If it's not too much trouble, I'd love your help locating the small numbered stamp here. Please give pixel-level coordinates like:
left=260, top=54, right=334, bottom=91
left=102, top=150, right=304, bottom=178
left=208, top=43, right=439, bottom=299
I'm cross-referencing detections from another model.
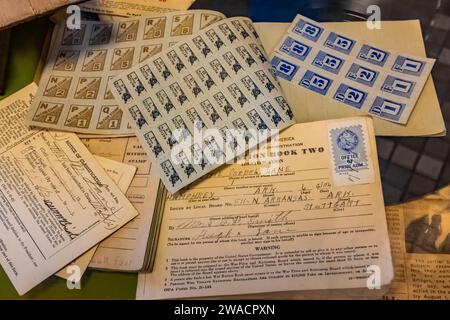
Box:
left=89, top=24, right=112, bottom=45
left=82, top=49, right=107, bottom=72
left=260, top=101, right=284, bottom=127
left=222, top=51, right=243, bottom=75
left=160, top=160, right=182, bottom=188
left=333, top=84, right=367, bottom=109
left=235, top=46, right=256, bottom=68
left=231, top=20, right=250, bottom=39
left=74, top=77, right=101, bottom=99
left=275, top=96, right=294, bottom=121
left=271, top=56, right=298, bottom=81
left=171, top=14, right=195, bottom=36
left=312, top=51, right=344, bottom=75
left=140, top=44, right=163, bottom=62
left=392, top=56, right=426, bottom=76
left=61, top=25, right=86, bottom=45
left=280, top=36, right=311, bottom=62
left=324, top=32, right=355, bottom=55
left=128, top=105, right=147, bottom=129
left=249, top=43, right=267, bottom=63
left=174, top=150, right=197, bottom=178
left=369, top=97, right=405, bottom=122
left=179, top=43, right=199, bottom=66
left=200, top=13, right=223, bottom=30
left=32, top=101, right=64, bottom=124
left=111, top=47, right=134, bottom=70
left=53, top=50, right=80, bottom=71
left=241, top=76, right=264, bottom=100
left=227, top=83, right=249, bottom=108
left=345, top=63, right=379, bottom=87
left=357, top=45, right=389, bottom=67
left=381, top=76, right=415, bottom=98
left=97, top=105, right=123, bottom=130
left=192, top=35, right=212, bottom=58
left=205, top=29, right=225, bottom=51
left=142, top=97, right=162, bottom=122
left=116, top=20, right=139, bottom=42
left=299, top=70, right=332, bottom=95
left=64, top=104, right=94, bottom=128
left=144, top=17, right=166, bottom=39
left=112, top=79, right=132, bottom=103
left=43, top=76, right=72, bottom=98
left=292, top=18, right=324, bottom=42
left=218, top=23, right=238, bottom=44
left=143, top=131, right=164, bottom=158
left=246, top=109, right=269, bottom=131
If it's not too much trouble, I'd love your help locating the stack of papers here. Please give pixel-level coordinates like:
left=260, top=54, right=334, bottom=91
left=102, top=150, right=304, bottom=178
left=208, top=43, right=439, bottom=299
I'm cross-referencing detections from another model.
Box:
left=0, top=1, right=445, bottom=299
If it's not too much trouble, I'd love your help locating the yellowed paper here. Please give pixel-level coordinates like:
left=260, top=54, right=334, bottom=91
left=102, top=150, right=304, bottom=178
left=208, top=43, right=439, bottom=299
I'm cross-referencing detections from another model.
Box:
left=0, top=84, right=138, bottom=295
left=55, top=155, right=136, bottom=279
left=136, top=117, right=393, bottom=299
left=81, top=136, right=161, bottom=271
left=254, top=21, right=446, bottom=137
left=0, top=0, right=81, bottom=30
left=26, top=10, right=226, bottom=135
left=385, top=186, right=450, bottom=300
left=80, top=0, right=196, bottom=17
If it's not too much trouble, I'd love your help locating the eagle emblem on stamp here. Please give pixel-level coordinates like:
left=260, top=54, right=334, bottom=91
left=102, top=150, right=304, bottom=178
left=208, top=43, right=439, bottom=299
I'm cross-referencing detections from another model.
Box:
left=337, top=129, right=359, bottom=152
left=331, top=125, right=368, bottom=173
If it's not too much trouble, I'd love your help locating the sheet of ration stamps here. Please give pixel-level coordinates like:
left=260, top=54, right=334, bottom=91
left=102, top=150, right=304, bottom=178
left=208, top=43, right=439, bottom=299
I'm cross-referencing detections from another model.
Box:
left=110, top=16, right=296, bottom=193
left=26, top=10, right=225, bottom=135
left=270, top=15, right=435, bottom=125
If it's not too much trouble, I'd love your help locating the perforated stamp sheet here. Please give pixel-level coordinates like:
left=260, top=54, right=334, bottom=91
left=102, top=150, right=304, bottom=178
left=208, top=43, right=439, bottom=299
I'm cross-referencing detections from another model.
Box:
left=26, top=10, right=225, bottom=135
left=327, top=118, right=374, bottom=186
left=270, top=14, right=435, bottom=124
left=110, top=17, right=296, bottom=193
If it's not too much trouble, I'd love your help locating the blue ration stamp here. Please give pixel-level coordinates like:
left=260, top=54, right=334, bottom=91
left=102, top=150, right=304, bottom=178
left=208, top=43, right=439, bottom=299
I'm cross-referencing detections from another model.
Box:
left=299, top=70, right=333, bottom=95
left=357, top=45, right=389, bottom=67
left=280, top=36, right=311, bottom=61
left=330, top=125, right=369, bottom=173
left=292, top=18, right=324, bottom=42
left=381, top=75, right=415, bottom=98
left=334, top=84, right=367, bottom=109
left=324, top=32, right=355, bottom=55
left=369, top=96, right=405, bottom=121
left=392, top=56, right=426, bottom=76
left=271, top=56, right=299, bottom=81
left=312, top=50, right=344, bottom=74
left=345, top=63, right=379, bottom=87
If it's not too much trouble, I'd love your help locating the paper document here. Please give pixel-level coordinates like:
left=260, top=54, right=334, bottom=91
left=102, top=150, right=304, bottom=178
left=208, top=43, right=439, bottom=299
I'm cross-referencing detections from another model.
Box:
left=55, top=155, right=136, bottom=279
left=269, top=15, right=435, bottom=125
left=81, top=0, right=196, bottom=16
left=111, top=16, right=296, bottom=193
left=0, top=84, right=138, bottom=295
left=254, top=21, right=445, bottom=137
left=136, top=117, right=393, bottom=299
left=385, top=186, right=450, bottom=300
left=80, top=136, right=161, bottom=271
left=26, top=10, right=225, bottom=135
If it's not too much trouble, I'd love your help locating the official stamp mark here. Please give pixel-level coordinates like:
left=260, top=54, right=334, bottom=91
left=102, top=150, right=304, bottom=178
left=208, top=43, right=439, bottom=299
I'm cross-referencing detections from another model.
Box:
left=330, top=125, right=369, bottom=174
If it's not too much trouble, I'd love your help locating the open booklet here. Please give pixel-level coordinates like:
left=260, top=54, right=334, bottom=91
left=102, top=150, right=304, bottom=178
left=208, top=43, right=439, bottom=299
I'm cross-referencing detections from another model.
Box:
left=0, top=83, right=138, bottom=295
left=136, top=117, right=394, bottom=299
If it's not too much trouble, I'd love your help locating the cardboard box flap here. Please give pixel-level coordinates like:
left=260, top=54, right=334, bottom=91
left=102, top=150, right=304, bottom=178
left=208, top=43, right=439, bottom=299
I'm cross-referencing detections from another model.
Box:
left=0, top=0, right=81, bottom=30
